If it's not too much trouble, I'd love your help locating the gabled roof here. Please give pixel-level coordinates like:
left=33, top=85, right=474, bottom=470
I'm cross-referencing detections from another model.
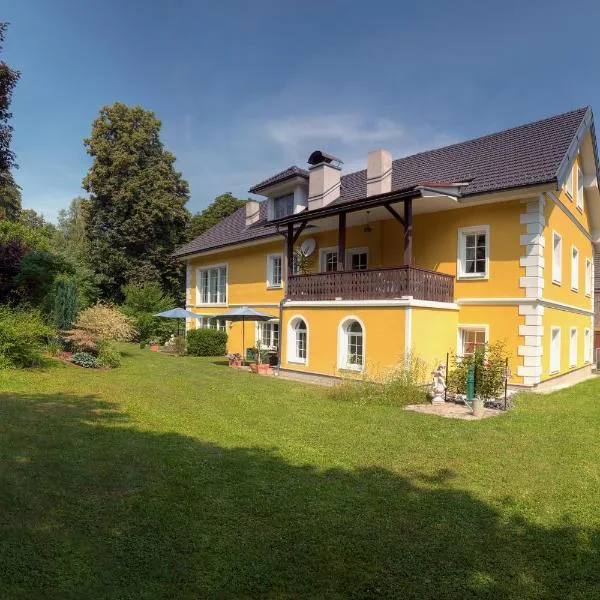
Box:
left=175, top=107, right=596, bottom=258
left=248, top=166, right=309, bottom=194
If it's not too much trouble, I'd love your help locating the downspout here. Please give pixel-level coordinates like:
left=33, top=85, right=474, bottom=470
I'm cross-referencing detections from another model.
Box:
left=276, top=297, right=284, bottom=376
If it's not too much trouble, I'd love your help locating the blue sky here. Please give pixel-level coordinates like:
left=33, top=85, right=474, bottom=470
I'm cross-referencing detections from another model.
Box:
left=4, top=0, right=600, bottom=221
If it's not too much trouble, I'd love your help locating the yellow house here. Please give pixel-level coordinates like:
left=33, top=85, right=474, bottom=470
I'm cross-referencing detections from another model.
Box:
left=174, top=107, right=600, bottom=389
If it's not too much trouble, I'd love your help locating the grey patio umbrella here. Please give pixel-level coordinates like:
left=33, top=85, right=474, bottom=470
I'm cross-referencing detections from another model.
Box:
left=153, top=308, right=207, bottom=336
left=213, top=306, right=273, bottom=360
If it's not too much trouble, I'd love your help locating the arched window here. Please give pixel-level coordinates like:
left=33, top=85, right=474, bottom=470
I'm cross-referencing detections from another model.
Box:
left=288, top=317, right=308, bottom=364
left=339, top=318, right=364, bottom=370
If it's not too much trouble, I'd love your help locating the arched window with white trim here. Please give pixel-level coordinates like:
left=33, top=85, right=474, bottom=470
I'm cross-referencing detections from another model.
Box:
left=287, top=316, right=308, bottom=364
left=338, top=318, right=364, bottom=370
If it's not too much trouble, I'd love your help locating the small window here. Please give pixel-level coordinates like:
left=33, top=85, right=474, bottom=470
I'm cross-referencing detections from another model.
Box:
left=565, top=167, right=574, bottom=198
left=569, top=328, right=578, bottom=368
left=585, top=258, right=592, bottom=296
left=348, top=250, right=368, bottom=271
left=584, top=329, right=592, bottom=363
left=577, top=166, right=584, bottom=211
left=458, top=226, right=489, bottom=279
left=321, top=249, right=338, bottom=272
left=197, top=265, right=228, bottom=304
left=256, top=321, right=279, bottom=350
left=550, top=327, right=561, bottom=373
left=203, top=318, right=227, bottom=331
left=552, top=232, right=562, bottom=284
left=274, top=193, right=294, bottom=219
left=459, top=328, right=486, bottom=356
left=267, top=254, right=283, bottom=288
left=288, top=317, right=307, bottom=364
left=571, top=246, right=579, bottom=291
left=339, top=319, right=364, bottom=370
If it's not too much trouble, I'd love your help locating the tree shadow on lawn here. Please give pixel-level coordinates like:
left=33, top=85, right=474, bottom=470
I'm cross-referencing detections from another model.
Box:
left=0, top=393, right=598, bottom=599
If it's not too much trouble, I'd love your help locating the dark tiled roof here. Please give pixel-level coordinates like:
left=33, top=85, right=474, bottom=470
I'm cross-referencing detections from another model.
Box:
left=248, top=166, right=309, bottom=194
left=175, top=107, right=591, bottom=257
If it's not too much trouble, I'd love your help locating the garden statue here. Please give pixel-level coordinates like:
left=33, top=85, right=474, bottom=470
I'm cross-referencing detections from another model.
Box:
left=428, top=364, right=446, bottom=405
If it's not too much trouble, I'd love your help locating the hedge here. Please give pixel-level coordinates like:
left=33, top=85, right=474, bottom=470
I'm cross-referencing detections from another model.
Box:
left=187, top=328, right=228, bottom=356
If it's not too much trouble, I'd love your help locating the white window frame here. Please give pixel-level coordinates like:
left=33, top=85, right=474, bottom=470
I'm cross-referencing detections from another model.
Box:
left=319, top=246, right=339, bottom=273
left=552, top=231, right=562, bottom=285
left=571, top=246, right=579, bottom=291
left=255, top=320, right=279, bottom=350
left=273, top=193, right=295, bottom=220
left=456, top=325, right=489, bottom=357
left=550, top=326, right=561, bottom=374
left=457, top=225, right=490, bottom=280
left=569, top=327, right=578, bottom=368
left=287, top=315, right=308, bottom=365
left=576, top=165, right=584, bottom=212
left=337, top=316, right=366, bottom=372
left=196, top=263, right=228, bottom=306
left=585, top=258, right=592, bottom=297
left=584, top=328, right=592, bottom=364
left=565, top=167, right=574, bottom=199
left=266, top=253, right=283, bottom=288
left=346, top=247, right=369, bottom=271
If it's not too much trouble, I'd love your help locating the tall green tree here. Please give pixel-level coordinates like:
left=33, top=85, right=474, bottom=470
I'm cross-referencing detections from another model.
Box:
left=0, top=22, right=21, bottom=220
left=55, top=197, right=89, bottom=262
left=187, top=192, right=247, bottom=241
left=83, top=103, right=190, bottom=301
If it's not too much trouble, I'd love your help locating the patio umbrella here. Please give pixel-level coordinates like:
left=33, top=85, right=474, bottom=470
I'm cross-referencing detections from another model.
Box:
left=153, top=308, right=207, bottom=336
left=212, top=306, right=273, bottom=361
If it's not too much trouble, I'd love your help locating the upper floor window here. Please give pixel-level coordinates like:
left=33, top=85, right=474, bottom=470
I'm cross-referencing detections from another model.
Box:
left=457, top=226, right=489, bottom=279
left=321, top=249, right=338, bottom=272
left=319, top=247, right=369, bottom=273
left=552, top=232, right=562, bottom=284
left=267, top=254, right=283, bottom=288
left=339, top=319, right=364, bottom=370
left=565, top=167, right=574, bottom=198
left=585, top=258, right=592, bottom=296
left=274, top=193, right=294, bottom=219
left=348, top=248, right=368, bottom=271
left=571, top=246, right=579, bottom=291
left=577, top=166, right=584, bottom=211
left=197, top=265, right=227, bottom=304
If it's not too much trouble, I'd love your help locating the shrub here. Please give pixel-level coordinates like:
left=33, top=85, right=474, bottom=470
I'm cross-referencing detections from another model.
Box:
left=187, top=328, right=227, bottom=356
left=97, top=341, right=122, bottom=368
left=65, top=304, right=135, bottom=354
left=71, top=352, right=99, bottom=368
left=0, top=306, right=54, bottom=368
left=121, top=283, right=176, bottom=343
left=53, top=277, right=79, bottom=330
left=329, top=354, right=429, bottom=406
left=447, top=341, right=508, bottom=401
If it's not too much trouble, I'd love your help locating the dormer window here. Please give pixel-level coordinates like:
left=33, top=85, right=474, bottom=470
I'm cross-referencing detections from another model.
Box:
left=274, top=193, right=294, bottom=219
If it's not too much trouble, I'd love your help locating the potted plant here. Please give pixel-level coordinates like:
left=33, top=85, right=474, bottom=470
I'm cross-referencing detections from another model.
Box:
left=149, top=339, right=160, bottom=352
left=249, top=342, right=271, bottom=375
left=227, top=353, right=243, bottom=367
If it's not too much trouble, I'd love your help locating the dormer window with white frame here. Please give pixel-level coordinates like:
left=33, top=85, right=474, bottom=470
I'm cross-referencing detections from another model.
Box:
left=457, top=225, right=489, bottom=279
left=273, top=193, right=294, bottom=219
left=576, top=165, right=584, bottom=212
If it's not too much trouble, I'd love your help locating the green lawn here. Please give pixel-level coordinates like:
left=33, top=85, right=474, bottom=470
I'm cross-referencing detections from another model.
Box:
left=0, top=346, right=599, bottom=599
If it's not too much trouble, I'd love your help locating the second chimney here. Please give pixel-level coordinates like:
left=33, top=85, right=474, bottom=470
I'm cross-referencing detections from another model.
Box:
left=307, top=150, right=342, bottom=210
left=367, top=149, right=392, bottom=196
left=245, top=200, right=260, bottom=227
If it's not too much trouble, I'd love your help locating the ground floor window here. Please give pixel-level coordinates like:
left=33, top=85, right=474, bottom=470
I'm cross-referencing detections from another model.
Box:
left=339, top=318, right=364, bottom=370
left=569, top=328, right=578, bottom=367
left=584, top=328, right=592, bottom=363
left=256, top=321, right=279, bottom=350
left=198, top=317, right=227, bottom=332
left=458, top=327, right=486, bottom=356
left=550, top=327, right=561, bottom=373
left=287, top=316, right=307, bottom=363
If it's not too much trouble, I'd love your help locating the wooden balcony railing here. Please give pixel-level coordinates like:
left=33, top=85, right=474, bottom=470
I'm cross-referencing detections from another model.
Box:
left=287, top=266, right=454, bottom=303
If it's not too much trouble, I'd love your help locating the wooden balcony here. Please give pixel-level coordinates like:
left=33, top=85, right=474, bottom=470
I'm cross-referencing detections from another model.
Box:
left=287, top=266, right=454, bottom=303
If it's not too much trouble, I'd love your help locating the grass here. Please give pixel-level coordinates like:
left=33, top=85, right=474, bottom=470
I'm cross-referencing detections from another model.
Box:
left=0, top=345, right=599, bottom=599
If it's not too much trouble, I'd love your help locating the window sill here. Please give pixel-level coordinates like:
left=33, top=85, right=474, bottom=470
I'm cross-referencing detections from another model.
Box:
left=194, top=303, right=228, bottom=308
left=266, top=285, right=283, bottom=290
left=339, top=366, right=364, bottom=373
left=566, top=191, right=573, bottom=200
left=577, top=205, right=584, bottom=214
left=571, top=287, right=579, bottom=293
left=552, top=279, right=562, bottom=286
left=288, top=359, right=307, bottom=365
left=457, top=274, right=489, bottom=281
left=549, top=369, right=560, bottom=375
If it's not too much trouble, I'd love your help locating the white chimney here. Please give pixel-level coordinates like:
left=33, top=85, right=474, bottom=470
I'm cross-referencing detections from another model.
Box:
left=245, top=200, right=260, bottom=227
left=367, top=149, right=392, bottom=196
left=307, top=150, right=342, bottom=210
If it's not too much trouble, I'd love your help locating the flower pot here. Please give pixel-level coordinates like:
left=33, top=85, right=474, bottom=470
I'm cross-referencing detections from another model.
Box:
left=250, top=363, right=271, bottom=375
left=150, top=343, right=159, bottom=352
left=472, top=397, right=485, bottom=418
left=229, top=359, right=242, bottom=368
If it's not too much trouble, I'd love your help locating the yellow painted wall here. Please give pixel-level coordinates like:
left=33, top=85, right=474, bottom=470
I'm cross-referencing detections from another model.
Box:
left=543, top=195, right=593, bottom=310
left=541, top=308, right=593, bottom=379
left=458, top=305, right=524, bottom=385
left=410, top=307, right=458, bottom=371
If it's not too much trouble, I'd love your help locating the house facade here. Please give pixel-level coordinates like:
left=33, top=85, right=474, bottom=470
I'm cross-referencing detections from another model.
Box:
left=174, top=107, right=600, bottom=389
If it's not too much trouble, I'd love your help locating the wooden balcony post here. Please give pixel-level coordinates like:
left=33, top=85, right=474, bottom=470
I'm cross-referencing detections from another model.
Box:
left=286, top=223, right=294, bottom=277
left=403, top=198, right=413, bottom=265
left=338, top=212, right=346, bottom=271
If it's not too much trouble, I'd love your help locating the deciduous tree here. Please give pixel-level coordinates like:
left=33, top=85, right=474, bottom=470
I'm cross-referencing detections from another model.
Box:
left=187, top=192, right=247, bottom=241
